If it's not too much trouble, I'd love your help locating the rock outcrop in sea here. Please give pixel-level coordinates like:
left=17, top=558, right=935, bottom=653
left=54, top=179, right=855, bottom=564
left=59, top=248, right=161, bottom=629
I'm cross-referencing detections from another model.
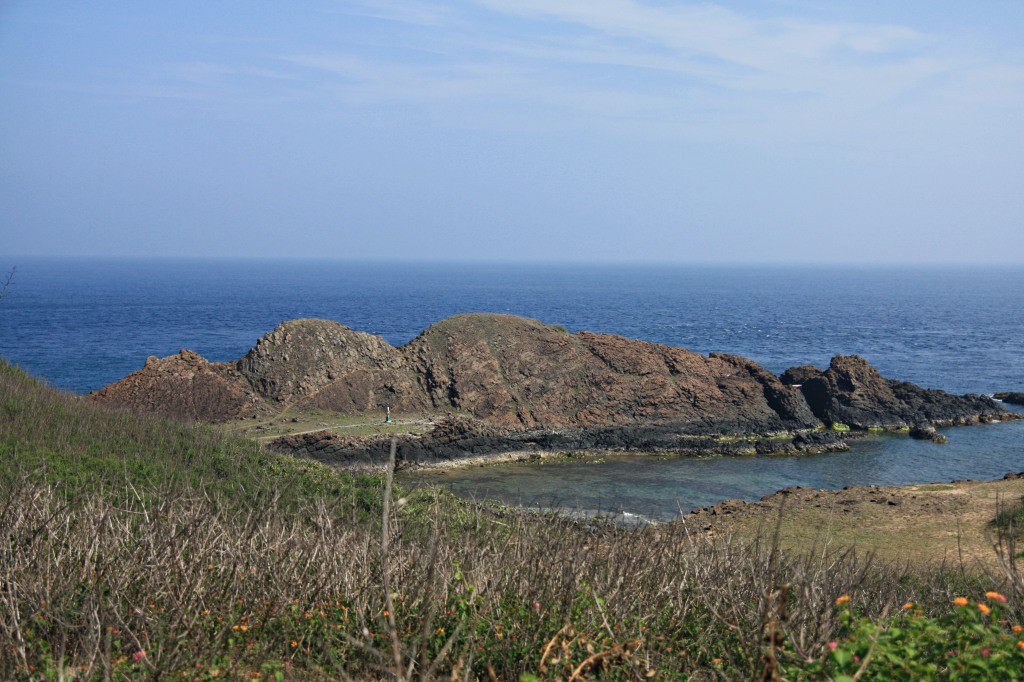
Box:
left=88, top=314, right=1014, bottom=468
left=779, top=355, right=1002, bottom=429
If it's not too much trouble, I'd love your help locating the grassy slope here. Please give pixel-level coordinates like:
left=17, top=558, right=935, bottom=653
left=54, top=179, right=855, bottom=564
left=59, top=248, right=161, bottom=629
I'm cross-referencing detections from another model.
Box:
left=0, top=361, right=375, bottom=509
left=3, top=360, right=1024, bottom=680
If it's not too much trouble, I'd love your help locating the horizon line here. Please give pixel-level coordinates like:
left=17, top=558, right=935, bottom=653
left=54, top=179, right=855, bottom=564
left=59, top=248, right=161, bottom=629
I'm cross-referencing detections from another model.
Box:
left=6, top=254, right=1024, bottom=268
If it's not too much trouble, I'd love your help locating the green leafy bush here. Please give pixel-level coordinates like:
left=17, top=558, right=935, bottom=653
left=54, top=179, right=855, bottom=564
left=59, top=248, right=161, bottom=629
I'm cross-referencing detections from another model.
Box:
left=798, top=593, right=1024, bottom=680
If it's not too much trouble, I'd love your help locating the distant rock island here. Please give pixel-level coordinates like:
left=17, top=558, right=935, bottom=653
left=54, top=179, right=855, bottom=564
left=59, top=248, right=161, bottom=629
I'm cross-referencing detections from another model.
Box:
left=89, top=314, right=1015, bottom=469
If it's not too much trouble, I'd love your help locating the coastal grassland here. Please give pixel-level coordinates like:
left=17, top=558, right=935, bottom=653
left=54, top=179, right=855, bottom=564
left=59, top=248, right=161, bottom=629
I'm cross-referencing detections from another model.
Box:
left=687, top=480, right=1024, bottom=570
left=993, top=494, right=1024, bottom=539
left=3, top=361, right=1024, bottom=679
left=221, top=408, right=438, bottom=442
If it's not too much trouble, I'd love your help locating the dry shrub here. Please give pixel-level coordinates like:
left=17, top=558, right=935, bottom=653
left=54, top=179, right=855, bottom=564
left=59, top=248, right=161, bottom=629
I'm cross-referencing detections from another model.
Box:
left=4, top=457, right=1018, bottom=681
left=4, top=362, right=1023, bottom=678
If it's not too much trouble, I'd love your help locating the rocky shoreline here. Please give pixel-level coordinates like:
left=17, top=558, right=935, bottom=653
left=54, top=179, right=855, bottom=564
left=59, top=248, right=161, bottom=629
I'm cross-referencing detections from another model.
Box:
left=87, top=313, right=1019, bottom=470
left=265, top=416, right=858, bottom=472
left=685, top=471, right=1024, bottom=525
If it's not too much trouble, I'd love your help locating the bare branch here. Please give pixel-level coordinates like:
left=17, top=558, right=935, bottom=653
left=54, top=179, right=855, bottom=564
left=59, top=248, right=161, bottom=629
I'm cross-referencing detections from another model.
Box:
left=0, top=266, right=15, bottom=302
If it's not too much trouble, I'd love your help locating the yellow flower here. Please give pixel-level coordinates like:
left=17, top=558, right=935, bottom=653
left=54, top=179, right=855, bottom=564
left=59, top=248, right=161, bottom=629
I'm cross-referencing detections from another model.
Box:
left=985, top=591, right=1008, bottom=603
left=977, top=603, right=991, bottom=616
left=952, top=597, right=969, bottom=607
left=834, top=595, right=851, bottom=606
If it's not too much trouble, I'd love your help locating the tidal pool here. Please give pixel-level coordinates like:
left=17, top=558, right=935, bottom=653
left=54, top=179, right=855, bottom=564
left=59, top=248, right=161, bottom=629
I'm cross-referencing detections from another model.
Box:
left=400, top=409, right=1024, bottom=523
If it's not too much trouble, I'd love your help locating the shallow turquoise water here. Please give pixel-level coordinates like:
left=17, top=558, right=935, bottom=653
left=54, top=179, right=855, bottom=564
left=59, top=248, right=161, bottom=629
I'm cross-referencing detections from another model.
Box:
left=402, top=408, right=1024, bottom=522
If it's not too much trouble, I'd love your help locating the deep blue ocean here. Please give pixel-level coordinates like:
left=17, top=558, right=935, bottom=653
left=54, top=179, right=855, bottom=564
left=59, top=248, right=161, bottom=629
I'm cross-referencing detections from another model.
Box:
left=2, top=257, right=1022, bottom=518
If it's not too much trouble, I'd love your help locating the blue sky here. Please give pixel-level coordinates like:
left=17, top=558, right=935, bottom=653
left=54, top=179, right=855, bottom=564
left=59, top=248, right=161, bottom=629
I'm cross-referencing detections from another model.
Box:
left=2, top=1, right=1023, bottom=263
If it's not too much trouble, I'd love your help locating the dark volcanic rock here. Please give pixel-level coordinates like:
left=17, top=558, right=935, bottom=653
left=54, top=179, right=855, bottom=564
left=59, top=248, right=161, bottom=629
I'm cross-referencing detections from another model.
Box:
left=909, top=425, right=948, bottom=444
left=779, top=365, right=823, bottom=386
left=268, top=416, right=851, bottom=470
left=787, top=355, right=1006, bottom=429
left=267, top=417, right=522, bottom=469
left=994, top=392, right=1024, bottom=406
left=888, top=380, right=1004, bottom=426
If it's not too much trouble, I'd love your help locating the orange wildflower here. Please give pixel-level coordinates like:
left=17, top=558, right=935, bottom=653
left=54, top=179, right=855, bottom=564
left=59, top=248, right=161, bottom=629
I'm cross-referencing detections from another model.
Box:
left=977, top=604, right=991, bottom=616
left=1012, top=625, right=1023, bottom=633
left=834, top=595, right=851, bottom=606
left=952, top=597, right=969, bottom=607
left=1018, top=641, right=1024, bottom=651
left=902, top=602, right=914, bottom=610
left=985, top=591, right=1008, bottom=603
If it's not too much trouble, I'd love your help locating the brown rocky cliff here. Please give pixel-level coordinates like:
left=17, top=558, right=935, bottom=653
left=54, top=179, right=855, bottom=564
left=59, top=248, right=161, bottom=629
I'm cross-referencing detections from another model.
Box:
left=237, top=319, right=427, bottom=414
left=88, top=315, right=1011, bottom=436
left=87, top=350, right=258, bottom=422
left=401, top=314, right=817, bottom=431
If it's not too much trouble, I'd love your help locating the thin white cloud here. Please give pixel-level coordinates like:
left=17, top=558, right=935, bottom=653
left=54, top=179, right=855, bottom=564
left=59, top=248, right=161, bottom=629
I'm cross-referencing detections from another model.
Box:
left=323, top=0, right=455, bottom=27
left=276, top=0, right=954, bottom=142
left=472, top=0, right=926, bottom=66
left=48, top=0, right=1017, bottom=143
left=288, top=0, right=943, bottom=105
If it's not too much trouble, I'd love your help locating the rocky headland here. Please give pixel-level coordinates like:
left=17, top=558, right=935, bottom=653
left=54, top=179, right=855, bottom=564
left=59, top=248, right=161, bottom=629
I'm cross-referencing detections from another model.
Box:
left=88, top=314, right=1015, bottom=469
